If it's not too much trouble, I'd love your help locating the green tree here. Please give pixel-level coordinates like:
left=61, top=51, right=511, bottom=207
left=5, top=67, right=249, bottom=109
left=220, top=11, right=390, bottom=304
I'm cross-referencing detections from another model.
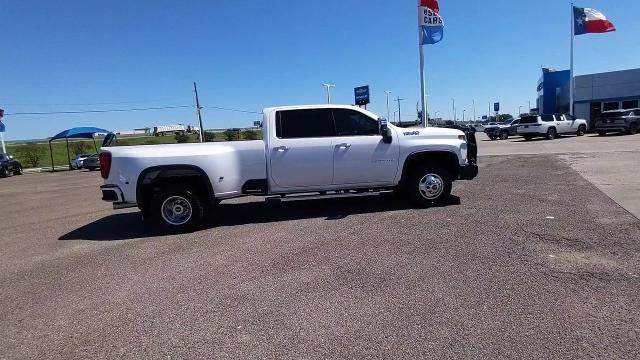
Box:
left=70, top=141, right=89, bottom=155
left=17, top=143, right=46, bottom=168
left=223, top=129, right=239, bottom=141
left=242, top=130, right=260, bottom=140
left=174, top=132, right=190, bottom=143
left=203, top=131, right=216, bottom=142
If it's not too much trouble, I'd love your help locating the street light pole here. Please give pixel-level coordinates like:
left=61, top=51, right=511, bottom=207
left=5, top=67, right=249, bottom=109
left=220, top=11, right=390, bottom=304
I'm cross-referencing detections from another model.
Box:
left=396, top=97, right=404, bottom=125
left=473, top=99, right=476, bottom=125
left=322, top=83, right=335, bottom=104
left=384, top=91, right=392, bottom=121
left=519, top=106, right=523, bottom=115
left=451, top=98, right=456, bottom=124
left=463, top=109, right=466, bottom=123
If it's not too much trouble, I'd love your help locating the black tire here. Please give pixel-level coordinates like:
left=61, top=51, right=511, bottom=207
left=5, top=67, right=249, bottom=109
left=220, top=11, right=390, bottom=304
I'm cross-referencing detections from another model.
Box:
left=628, top=122, right=639, bottom=135
left=597, top=130, right=607, bottom=136
left=499, top=131, right=509, bottom=140
left=0, top=166, right=8, bottom=178
left=576, top=125, right=586, bottom=136
left=13, top=165, right=22, bottom=175
left=406, top=165, right=452, bottom=207
left=523, top=135, right=533, bottom=141
left=489, top=135, right=497, bottom=141
left=545, top=127, right=556, bottom=140
left=150, top=185, right=206, bottom=233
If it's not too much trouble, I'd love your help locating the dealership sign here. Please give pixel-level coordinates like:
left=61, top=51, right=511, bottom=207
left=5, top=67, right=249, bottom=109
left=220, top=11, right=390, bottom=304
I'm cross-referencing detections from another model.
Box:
left=354, top=86, right=370, bottom=106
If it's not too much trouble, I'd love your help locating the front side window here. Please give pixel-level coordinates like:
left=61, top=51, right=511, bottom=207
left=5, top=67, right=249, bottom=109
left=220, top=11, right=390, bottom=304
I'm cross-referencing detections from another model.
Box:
left=541, top=115, right=555, bottom=122
left=622, top=100, right=639, bottom=110
left=276, top=109, right=334, bottom=139
left=565, top=114, right=576, bottom=121
left=332, top=109, right=379, bottom=136
left=603, top=102, right=620, bottom=112
left=0, top=154, right=5, bottom=161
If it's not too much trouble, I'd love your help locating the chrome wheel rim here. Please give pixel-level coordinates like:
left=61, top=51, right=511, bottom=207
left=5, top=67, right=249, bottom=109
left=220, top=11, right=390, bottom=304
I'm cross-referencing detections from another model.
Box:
left=161, top=196, right=192, bottom=226
left=418, top=173, right=444, bottom=200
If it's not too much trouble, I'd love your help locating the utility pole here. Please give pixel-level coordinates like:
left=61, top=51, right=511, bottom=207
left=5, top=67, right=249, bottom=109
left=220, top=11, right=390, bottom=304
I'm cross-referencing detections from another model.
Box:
left=462, top=110, right=466, bottom=123
left=519, top=106, right=523, bottom=115
left=323, top=83, right=335, bottom=104
left=396, top=97, right=404, bottom=124
left=384, top=91, right=392, bottom=121
left=193, top=82, right=204, bottom=143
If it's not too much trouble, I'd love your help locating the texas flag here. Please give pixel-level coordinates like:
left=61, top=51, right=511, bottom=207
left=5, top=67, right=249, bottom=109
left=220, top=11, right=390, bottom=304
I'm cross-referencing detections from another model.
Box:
left=573, top=7, right=616, bottom=35
left=420, top=0, right=443, bottom=45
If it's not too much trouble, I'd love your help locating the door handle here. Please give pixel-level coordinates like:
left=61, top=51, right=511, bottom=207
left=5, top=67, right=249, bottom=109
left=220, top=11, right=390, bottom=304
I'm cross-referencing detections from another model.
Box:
left=274, top=146, right=289, bottom=152
left=335, top=143, right=351, bottom=149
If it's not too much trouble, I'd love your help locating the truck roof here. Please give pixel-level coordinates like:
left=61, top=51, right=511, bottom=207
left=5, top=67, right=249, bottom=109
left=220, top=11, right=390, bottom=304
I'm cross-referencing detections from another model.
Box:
left=263, top=104, right=379, bottom=119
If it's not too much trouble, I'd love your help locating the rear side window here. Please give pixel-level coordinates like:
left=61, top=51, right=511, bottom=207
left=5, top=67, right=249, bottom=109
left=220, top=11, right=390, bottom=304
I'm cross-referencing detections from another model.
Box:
left=541, top=115, right=555, bottom=122
left=622, top=100, right=639, bottom=109
left=603, top=102, right=620, bottom=112
left=332, top=109, right=379, bottom=136
left=520, top=116, right=538, bottom=124
left=276, top=109, right=334, bottom=139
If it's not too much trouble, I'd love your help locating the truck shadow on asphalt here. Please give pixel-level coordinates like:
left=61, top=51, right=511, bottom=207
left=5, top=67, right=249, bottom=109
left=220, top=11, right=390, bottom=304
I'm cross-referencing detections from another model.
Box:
left=58, top=194, right=461, bottom=241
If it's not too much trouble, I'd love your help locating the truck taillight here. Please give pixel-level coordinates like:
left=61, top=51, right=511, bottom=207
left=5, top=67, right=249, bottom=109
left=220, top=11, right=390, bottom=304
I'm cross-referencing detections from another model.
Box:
left=99, top=152, right=111, bottom=179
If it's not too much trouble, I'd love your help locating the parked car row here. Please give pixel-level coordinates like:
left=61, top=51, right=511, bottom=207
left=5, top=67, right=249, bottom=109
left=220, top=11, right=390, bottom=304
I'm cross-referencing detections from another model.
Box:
left=484, top=109, right=639, bottom=141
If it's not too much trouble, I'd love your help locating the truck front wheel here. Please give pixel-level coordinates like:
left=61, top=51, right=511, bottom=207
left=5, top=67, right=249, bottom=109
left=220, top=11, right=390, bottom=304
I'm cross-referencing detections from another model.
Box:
left=406, top=165, right=452, bottom=207
left=150, top=185, right=206, bottom=232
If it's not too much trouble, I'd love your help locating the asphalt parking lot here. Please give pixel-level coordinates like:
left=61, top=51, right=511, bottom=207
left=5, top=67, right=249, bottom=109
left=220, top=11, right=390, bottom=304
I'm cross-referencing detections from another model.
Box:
left=1, top=134, right=639, bottom=359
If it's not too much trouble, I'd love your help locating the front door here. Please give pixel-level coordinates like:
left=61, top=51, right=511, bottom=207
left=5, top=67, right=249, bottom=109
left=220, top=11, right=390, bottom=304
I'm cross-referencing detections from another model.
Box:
left=269, top=108, right=335, bottom=189
left=331, top=108, right=400, bottom=185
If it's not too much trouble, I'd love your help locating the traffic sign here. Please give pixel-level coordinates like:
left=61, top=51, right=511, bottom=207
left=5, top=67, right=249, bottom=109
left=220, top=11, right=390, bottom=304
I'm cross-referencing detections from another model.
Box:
left=354, top=86, right=370, bottom=106
left=494, top=102, right=500, bottom=112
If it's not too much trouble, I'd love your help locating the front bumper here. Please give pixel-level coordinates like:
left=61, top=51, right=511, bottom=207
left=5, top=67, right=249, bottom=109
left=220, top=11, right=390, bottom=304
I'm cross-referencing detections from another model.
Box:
left=595, top=124, right=628, bottom=132
left=459, top=164, right=478, bottom=180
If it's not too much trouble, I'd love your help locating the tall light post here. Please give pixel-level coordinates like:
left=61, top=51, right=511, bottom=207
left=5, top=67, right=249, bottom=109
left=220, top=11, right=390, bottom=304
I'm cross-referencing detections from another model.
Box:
left=396, top=97, right=404, bottom=125
left=384, top=91, right=392, bottom=121
left=472, top=100, right=476, bottom=124
left=322, top=83, right=335, bottom=104
left=462, top=110, right=467, bottom=123
left=451, top=98, right=456, bottom=124
left=519, top=105, right=523, bottom=115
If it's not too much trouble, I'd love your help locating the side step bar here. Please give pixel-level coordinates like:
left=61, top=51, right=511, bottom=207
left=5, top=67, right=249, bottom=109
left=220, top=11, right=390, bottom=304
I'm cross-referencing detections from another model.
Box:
left=265, top=189, right=393, bottom=203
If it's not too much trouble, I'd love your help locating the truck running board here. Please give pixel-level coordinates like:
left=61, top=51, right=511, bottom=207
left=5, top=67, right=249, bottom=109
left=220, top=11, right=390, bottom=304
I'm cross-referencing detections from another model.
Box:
left=265, top=189, right=393, bottom=203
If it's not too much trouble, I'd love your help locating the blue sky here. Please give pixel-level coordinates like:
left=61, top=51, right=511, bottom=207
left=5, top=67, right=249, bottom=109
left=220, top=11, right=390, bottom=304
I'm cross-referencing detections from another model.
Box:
left=1, top=0, right=639, bottom=140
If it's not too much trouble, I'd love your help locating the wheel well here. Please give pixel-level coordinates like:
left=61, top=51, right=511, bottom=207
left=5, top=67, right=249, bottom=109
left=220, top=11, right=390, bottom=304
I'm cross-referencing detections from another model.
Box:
left=136, top=165, right=215, bottom=216
left=400, top=151, right=459, bottom=185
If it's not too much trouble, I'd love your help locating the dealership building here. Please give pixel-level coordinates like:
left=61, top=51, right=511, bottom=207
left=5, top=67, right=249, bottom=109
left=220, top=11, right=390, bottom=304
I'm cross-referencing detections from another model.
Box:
left=537, top=67, right=640, bottom=129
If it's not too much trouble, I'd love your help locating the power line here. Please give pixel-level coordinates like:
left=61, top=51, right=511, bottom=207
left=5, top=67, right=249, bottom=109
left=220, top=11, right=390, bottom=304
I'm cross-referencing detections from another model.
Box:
left=4, top=105, right=194, bottom=116
left=201, top=106, right=263, bottom=115
left=3, top=104, right=264, bottom=117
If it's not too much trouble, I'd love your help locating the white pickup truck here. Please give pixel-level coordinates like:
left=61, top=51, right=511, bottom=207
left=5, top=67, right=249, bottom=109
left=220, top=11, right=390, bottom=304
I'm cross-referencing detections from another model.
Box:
left=99, top=105, right=478, bottom=232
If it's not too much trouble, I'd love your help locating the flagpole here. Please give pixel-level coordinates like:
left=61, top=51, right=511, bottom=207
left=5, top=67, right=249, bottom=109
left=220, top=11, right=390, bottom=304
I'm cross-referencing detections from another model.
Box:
left=418, top=0, right=427, bottom=127
left=570, top=2, right=575, bottom=116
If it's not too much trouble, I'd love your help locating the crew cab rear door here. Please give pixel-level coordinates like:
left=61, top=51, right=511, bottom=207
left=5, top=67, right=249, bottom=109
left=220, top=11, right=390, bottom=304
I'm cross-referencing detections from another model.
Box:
left=331, top=108, right=399, bottom=185
left=269, top=108, right=334, bottom=189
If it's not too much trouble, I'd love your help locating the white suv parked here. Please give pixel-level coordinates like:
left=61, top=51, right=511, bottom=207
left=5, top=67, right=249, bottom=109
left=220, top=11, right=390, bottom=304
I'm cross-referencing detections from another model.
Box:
left=517, top=114, right=588, bottom=140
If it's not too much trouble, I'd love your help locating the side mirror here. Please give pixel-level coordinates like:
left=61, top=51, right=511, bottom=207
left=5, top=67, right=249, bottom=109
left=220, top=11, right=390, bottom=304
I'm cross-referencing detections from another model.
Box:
left=379, top=118, right=393, bottom=144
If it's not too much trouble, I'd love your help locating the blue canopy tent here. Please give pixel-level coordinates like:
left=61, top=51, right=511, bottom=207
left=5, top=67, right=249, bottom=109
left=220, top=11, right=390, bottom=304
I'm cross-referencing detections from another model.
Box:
left=49, top=127, right=111, bottom=171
